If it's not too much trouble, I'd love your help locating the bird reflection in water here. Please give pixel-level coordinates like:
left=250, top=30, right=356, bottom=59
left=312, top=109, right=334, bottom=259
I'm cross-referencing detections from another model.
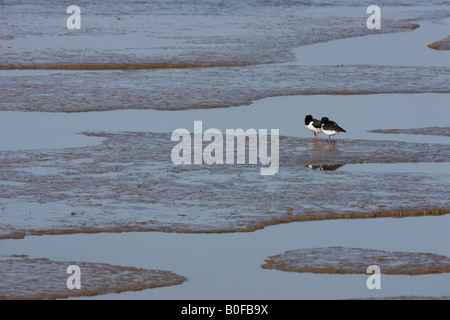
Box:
left=306, top=164, right=346, bottom=171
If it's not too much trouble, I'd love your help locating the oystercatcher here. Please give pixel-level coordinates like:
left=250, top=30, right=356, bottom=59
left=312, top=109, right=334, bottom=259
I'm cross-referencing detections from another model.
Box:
left=320, top=117, right=346, bottom=143
left=305, top=115, right=322, bottom=142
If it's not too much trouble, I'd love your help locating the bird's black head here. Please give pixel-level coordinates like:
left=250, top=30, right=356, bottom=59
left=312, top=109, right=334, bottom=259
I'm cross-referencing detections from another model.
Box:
left=305, top=115, right=313, bottom=125
left=321, top=117, right=329, bottom=124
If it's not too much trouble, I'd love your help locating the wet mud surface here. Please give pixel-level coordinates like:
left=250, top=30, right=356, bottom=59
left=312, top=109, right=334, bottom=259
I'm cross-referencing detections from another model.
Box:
left=261, top=247, right=450, bottom=275
left=0, top=254, right=187, bottom=300
left=1, top=65, right=449, bottom=113
left=0, top=1, right=429, bottom=69
left=368, top=127, right=450, bottom=137
left=1, top=1, right=449, bottom=113
left=0, top=132, right=448, bottom=239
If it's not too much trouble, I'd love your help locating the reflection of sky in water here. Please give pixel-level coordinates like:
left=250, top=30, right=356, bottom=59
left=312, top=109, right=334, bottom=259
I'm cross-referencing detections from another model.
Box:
left=1, top=93, right=449, bottom=151
left=292, top=19, right=450, bottom=67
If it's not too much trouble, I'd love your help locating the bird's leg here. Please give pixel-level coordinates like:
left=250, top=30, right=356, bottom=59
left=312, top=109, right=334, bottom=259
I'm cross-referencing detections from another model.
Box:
left=328, top=136, right=331, bottom=143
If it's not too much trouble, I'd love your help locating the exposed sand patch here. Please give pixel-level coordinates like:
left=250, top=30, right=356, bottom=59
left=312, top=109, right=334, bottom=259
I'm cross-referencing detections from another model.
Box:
left=1, top=65, right=449, bottom=113
left=261, top=247, right=450, bottom=275
left=1, top=3, right=449, bottom=113
left=428, top=36, right=450, bottom=50
left=0, top=254, right=187, bottom=300
left=0, top=1, right=425, bottom=69
left=0, top=132, right=448, bottom=240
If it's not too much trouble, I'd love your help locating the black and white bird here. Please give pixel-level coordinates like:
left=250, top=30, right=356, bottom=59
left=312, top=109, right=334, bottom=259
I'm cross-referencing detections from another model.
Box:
left=320, top=117, right=346, bottom=143
left=304, top=115, right=322, bottom=142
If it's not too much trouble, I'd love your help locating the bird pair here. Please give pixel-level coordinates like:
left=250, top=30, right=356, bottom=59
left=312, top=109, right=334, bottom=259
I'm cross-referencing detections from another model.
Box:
left=305, top=115, right=346, bottom=143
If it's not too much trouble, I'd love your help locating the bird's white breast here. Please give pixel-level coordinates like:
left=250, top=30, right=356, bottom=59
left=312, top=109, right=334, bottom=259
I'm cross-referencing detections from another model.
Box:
left=321, top=128, right=338, bottom=136
left=306, top=122, right=322, bottom=133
